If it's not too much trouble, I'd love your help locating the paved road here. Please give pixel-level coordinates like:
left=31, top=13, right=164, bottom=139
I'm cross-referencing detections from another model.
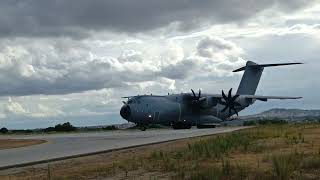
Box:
left=0, top=127, right=247, bottom=169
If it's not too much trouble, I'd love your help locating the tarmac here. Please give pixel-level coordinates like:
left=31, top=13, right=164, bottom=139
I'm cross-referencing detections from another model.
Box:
left=0, top=126, right=247, bottom=169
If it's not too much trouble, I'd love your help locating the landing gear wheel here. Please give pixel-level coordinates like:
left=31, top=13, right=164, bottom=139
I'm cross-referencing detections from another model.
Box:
left=140, top=126, right=146, bottom=131
left=196, top=124, right=216, bottom=129
left=137, top=124, right=147, bottom=131
left=172, top=122, right=192, bottom=129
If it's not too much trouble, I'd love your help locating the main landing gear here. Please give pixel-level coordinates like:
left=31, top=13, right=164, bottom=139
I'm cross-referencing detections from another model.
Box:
left=196, top=124, right=216, bottom=129
left=172, top=122, right=192, bottom=129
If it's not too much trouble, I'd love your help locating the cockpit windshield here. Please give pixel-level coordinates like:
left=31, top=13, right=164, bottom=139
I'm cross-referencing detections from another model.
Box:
left=127, top=97, right=140, bottom=104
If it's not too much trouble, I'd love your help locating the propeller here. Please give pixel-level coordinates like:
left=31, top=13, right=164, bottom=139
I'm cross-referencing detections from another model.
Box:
left=190, top=89, right=207, bottom=112
left=220, top=88, right=241, bottom=116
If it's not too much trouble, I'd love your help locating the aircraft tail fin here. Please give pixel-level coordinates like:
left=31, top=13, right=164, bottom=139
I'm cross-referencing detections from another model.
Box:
left=234, top=61, right=302, bottom=95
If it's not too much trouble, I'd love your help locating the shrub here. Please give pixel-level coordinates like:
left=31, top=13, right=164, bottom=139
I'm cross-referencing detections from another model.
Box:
left=11, top=129, right=33, bottom=133
left=54, top=122, right=76, bottom=132
left=243, top=121, right=257, bottom=126
left=300, top=155, right=320, bottom=169
left=43, top=127, right=55, bottom=132
left=0, top=127, right=8, bottom=134
left=259, top=119, right=288, bottom=125
left=271, top=152, right=302, bottom=180
left=43, top=122, right=77, bottom=132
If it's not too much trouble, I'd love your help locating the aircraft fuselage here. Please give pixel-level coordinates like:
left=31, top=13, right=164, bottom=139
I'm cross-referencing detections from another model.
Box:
left=120, top=93, right=251, bottom=127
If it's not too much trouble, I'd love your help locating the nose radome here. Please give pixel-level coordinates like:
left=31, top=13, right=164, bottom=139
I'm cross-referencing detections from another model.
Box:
left=120, top=105, right=131, bottom=120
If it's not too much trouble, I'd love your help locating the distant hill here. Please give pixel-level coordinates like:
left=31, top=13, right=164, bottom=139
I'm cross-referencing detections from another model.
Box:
left=240, top=108, right=320, bottom=121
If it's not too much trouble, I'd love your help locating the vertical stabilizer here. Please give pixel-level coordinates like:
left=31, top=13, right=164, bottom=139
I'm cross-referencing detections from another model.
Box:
left=233, top=61, right=302, bottom=95
left=235, top=61, right=263, bottom=95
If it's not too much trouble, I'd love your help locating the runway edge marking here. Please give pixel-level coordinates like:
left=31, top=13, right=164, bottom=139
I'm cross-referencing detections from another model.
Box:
left=0, top=126, right=252, bottom=171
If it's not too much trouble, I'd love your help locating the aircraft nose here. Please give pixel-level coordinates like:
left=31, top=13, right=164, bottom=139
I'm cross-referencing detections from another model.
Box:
left=120, top=105, right=131, bottom=120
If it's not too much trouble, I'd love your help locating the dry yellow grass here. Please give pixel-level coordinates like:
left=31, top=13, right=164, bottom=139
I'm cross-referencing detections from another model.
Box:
left=0, top=139, right=46, bottom=150
left=1, top=124, right=320, bottom=180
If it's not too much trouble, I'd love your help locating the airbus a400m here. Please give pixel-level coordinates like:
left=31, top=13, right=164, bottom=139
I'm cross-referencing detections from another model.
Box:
left=120, top=61, right=302, bottom=130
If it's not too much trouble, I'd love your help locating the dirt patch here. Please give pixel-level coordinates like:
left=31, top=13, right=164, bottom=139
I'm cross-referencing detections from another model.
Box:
left=0, top=139, right=46, bottom=150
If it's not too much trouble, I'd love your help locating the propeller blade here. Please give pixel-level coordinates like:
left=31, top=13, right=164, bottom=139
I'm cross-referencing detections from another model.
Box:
left=222, top=90, right=227, bottom=100
left=221, top=106, right=228, bottom=112
left=231, top=94, right=240, bottom=102
left=233, top=107, right=239, bottom=116
left=198, top=89, right=201, bottom=99
left=191, top=89, right=196, bottom=97
left=122, top=101, right=127, bottom=104
left=220, top=88, right=242, bottom=117
left=228, top=88, right=232, bottom=99
left=234, top=102, right=241, bottom=107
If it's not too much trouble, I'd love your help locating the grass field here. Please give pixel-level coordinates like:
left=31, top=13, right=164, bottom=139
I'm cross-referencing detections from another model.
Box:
left=1, top=123, right=320, bottom=180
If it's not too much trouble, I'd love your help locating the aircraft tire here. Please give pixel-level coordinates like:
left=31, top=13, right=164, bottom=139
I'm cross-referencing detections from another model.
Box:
left=172, top=122, right=192, bottom=129
left=140, top=126, right=146, bottom=131
left=196, top=124, right=216, bottom=129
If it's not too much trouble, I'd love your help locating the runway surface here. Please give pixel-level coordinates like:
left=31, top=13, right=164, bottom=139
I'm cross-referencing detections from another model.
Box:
left=0, top=127, right=247, bottom=169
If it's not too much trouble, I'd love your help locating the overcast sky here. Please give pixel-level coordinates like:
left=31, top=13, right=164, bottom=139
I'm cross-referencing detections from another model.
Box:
left=0, top=0, right=319, bottom=129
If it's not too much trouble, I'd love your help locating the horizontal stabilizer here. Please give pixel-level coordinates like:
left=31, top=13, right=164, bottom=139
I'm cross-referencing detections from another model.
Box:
left=233, top=62, right=303, bottom=72
left=242, top=95, right=302, bottom=101
left=210, top=94, right=302, bottom=101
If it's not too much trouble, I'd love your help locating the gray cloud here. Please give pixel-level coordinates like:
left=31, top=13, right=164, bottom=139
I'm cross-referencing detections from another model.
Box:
left=0, top=35, right=248, bottom=96
left=197, top=36, right=243, bottom=60
left=0, top=0, right=315, bottom=38
left=0, top=39, right=200, bottom=96
left=159, top=59, right=197, bottom=79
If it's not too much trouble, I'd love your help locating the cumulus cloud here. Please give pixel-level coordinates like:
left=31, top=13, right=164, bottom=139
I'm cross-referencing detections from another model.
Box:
left=0, top=38, right=202, bottom=96
left=2, top=97, right=64, bottom=118
left=197, top=37, right=243, bottom=62
left=159, top=59, right=197, bottom=79
left=0, top=0, right=316, bottom=38
left=5, top=97, right=27, bottom=114
left=0, top=35, right=249, bottom=96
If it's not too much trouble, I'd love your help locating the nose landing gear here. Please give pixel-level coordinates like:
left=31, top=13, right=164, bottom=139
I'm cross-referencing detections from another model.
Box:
left=139, top=126, right=147, bottom=131
left=137, top=123, right=147, bottom=131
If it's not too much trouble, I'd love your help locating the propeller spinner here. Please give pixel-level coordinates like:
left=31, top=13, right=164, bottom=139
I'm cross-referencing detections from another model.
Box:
left=220, top=88, right=241, bottom=116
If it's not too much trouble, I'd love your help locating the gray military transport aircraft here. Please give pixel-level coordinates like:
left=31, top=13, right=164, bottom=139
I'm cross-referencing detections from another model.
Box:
left=120, top=61, right=302, bottom=130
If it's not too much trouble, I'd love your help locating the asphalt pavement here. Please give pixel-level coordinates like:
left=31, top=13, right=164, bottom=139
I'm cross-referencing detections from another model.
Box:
left=0, top=126, right=247, bottom=169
